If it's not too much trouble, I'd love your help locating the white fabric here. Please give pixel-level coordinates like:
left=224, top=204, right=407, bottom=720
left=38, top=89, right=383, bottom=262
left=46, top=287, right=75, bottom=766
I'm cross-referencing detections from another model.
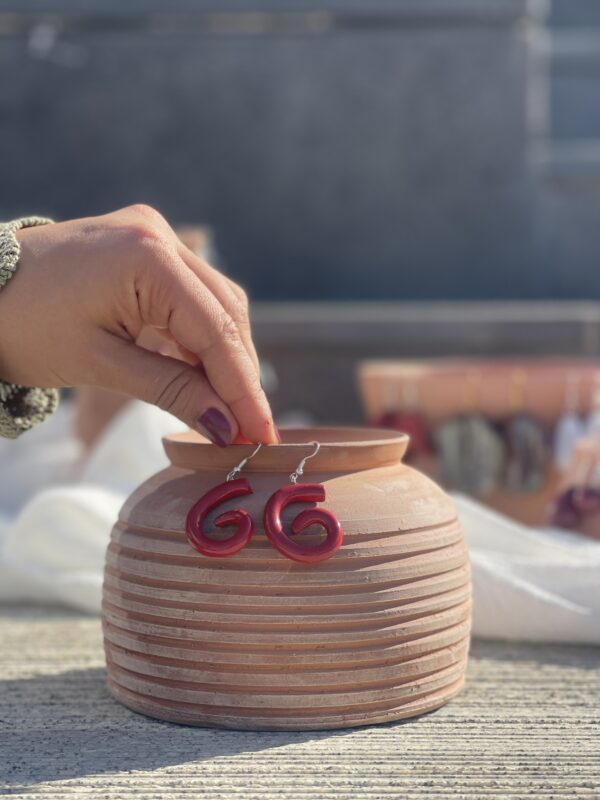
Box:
left=454, top=495, right=600, bottom=644
left=0, top=401, right=598, bottom=643
left=0, top=401, right=186, bottom=612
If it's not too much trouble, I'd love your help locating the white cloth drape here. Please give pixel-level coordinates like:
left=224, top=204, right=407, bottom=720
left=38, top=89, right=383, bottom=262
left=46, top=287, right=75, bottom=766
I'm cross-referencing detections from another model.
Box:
left=454, top=495, right=600, bottom=644
left=0, top=401, right=186, bottom=612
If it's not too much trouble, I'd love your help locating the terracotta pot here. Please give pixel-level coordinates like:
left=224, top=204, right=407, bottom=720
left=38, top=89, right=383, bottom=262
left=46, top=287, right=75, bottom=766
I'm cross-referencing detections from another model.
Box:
left=102, top=427, right=471, bottom=731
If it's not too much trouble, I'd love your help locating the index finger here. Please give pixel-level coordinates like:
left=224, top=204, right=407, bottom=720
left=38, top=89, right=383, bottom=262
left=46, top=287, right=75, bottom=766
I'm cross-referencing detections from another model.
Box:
left=159, top=261, right=278, bottom=445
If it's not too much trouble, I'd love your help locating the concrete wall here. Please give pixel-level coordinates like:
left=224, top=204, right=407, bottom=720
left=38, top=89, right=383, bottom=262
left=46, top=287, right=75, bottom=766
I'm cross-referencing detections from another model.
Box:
left=3, top=0, right=600, bottom=304
left=0, top=0, right=549, bottom=301
left=253, top=301, right=600, bottom=423
left=532, top=0, right=600, bottom=299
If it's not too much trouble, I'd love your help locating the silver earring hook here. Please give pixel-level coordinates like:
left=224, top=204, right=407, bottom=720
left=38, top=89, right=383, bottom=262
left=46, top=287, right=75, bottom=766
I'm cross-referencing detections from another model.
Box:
left=289, top=441, right=320, bottom=484
left=226, top=443, right=262, bottom=482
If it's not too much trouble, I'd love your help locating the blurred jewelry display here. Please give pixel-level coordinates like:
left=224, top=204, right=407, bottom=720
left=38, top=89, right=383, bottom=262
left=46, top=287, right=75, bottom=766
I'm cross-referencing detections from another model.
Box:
left=503, top=370, right=549, bottom=493
left=548, top=435, right=600, bottom=534
left=378, top=369, right=551, bottom=495
left=553, top=373, right=586, bottom=472
left=585, top=376, right=600, bottom=438
left=433, top=372, right=505, bottom=495
left=549, top=486, right=600, bottom=529
left=370, top=367, right=600, bottom=500
left=360, top=359, right=600, bottom=531
left=372, top=381, right=432, bottom=462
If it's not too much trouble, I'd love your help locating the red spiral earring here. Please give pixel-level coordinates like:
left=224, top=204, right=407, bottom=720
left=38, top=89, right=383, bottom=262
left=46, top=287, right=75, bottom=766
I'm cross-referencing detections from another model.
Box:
left=263, top=442, right=344, bottom=564
left=185, top=443, right=262, bottom=557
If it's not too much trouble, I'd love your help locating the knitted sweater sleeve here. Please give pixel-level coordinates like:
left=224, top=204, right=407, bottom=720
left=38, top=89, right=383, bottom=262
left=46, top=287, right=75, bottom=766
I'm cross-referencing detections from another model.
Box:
left=0, top=217, right=60, bottom=438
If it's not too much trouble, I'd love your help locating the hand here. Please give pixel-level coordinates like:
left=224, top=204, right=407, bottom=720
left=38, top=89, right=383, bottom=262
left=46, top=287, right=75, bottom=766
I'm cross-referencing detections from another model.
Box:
left=0, top=205, right=278, bottom=446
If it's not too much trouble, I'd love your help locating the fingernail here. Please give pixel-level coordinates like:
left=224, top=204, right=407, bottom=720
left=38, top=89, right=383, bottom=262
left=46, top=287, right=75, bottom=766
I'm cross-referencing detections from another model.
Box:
left=275, top=426, right=282, bottom=444
left=197, top=408, right=232, bottom=448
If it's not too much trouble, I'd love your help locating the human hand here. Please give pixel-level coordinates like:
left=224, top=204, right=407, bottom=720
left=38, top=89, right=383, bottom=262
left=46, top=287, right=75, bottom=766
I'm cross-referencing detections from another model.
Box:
left=0, top=205, right=278, bottom=446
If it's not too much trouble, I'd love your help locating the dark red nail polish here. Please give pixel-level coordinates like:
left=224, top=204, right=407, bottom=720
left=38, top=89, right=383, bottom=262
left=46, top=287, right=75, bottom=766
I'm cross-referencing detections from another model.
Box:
left=197, top=408, right=231, bottom=448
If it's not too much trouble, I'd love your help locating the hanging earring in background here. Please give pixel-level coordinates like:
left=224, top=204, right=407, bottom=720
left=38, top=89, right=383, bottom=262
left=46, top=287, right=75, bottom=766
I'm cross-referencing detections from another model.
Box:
left=371, top=376, right=432, bottom=461
left=434, top=370, right=504, bottom=495
left=372, top=376, right=401, bottom=429
left=263, top=442, right=343, bottom=564
left=503, top=369, right=549, bottom=492
left=548, top=438, right=600, bottom=529
left=185, top=443, right=262, bottom=557
left=392, top=381, right=432, bottom=462
left=585, top=373, right=600, bottom=437
left=553, top=372, right=585, bottom=473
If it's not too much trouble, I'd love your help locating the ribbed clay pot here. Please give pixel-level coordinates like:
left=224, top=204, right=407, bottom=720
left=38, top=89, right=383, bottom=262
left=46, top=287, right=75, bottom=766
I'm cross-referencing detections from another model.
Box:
left=102, top=427, right=471, bottom=731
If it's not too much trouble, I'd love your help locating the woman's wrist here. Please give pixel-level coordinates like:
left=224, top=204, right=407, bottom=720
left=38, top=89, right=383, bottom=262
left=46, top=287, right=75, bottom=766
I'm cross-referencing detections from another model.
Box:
left=0, top=217, right=59, bottom=438
left=0, top=217, right=54, bottom=290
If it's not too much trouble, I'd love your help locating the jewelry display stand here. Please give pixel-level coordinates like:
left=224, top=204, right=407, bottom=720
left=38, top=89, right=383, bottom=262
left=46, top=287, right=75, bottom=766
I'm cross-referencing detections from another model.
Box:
left=358, top=359, right=600, bottom=526
left=102, top=427, right=471, bottom=730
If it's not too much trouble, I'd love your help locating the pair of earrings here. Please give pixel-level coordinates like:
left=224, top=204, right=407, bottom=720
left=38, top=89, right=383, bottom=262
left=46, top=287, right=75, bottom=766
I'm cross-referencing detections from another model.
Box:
left=185, top=442, right=344, bottom=564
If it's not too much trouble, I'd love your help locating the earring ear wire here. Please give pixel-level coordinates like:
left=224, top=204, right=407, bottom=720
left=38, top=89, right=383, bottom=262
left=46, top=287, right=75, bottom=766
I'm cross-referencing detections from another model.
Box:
left=227, top=443, right=263, bottom=482
left=289, top=441, right=320, bottom=484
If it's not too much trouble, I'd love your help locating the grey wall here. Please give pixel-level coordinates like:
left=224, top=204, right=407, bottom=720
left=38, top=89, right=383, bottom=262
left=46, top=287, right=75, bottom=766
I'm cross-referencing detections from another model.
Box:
left=2, top=0, right=599, bottom=303
left=252, top=301, right=600, bottom=423
left=533, top=0, right=600, bottom=299
left=0, top=0, right=550, bottom=301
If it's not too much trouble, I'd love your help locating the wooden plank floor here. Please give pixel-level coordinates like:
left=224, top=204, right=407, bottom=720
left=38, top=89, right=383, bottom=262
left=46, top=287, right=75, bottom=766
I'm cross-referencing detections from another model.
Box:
left=0, top=605, right=598, bottom=799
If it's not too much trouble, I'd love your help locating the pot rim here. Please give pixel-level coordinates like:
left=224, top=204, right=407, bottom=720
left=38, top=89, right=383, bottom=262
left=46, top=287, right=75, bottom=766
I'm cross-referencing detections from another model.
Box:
left=163, top=426, right=409, bottom=473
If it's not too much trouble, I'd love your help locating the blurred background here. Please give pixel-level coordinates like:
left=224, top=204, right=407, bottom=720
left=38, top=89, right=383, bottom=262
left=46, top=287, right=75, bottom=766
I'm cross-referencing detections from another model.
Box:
left=3, top=0, right=600, bottom=424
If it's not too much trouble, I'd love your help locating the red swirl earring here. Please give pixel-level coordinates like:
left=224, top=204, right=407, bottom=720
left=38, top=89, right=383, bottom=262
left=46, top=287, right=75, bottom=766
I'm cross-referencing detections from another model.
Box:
left=185, top=443, right=262, bottom=557
left=263, top=442, right=344, bottom=564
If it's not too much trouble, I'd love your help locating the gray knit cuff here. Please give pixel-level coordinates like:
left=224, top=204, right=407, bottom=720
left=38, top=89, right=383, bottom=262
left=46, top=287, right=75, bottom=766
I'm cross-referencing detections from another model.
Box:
left=0, top=217, right=54, bottom=287
left=0, top=216, right=60, bottom=439
left=0, top=382, right=60, bottom=439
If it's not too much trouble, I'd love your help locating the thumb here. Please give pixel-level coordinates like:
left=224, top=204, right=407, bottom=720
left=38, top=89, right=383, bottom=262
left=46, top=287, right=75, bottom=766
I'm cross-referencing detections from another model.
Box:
left=95, top=334, right=239, bottom=447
